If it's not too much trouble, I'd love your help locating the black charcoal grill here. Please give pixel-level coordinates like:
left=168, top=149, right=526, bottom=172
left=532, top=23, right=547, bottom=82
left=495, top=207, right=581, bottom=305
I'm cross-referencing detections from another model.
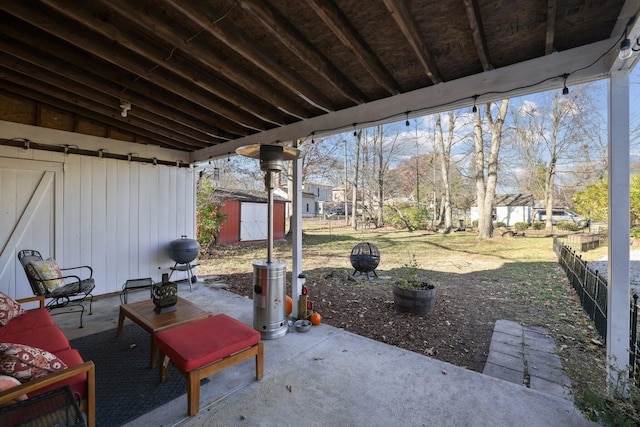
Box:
left=167, top=235, right=200, bottom=290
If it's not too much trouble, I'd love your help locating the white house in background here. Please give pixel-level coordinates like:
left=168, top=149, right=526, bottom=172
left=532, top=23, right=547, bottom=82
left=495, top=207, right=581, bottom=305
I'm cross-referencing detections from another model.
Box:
left=470, top=194, right=534, bottom=227
left=276, top=182, right=334, bottom=217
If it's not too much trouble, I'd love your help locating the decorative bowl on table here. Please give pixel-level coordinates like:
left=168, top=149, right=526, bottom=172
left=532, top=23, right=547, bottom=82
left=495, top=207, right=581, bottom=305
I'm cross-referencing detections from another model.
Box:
left=294, top=319, right=311, bottom=333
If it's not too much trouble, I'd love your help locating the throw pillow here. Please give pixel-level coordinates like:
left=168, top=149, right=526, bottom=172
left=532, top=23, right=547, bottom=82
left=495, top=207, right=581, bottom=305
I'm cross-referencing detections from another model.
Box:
left=0, top=374, right=27, bottom=405
left=0, top=292, right=24, bottom=326
left=29, top=259, right=64, bottom=291
left=0, top=343, right=68, bottom=383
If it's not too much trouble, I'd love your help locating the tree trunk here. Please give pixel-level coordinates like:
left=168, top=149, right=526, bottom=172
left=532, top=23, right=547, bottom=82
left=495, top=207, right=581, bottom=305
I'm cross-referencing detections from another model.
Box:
left=377, top=125, right=385, bottom=227
left=351, top=130, right=361, bottom=230
left=474, top=105, right=487, bottom=236
left=436, top=112, right=455, bottom=232
left=544, top=93, right=561, bottom=231
left=477, top=100, right=509, bottom=238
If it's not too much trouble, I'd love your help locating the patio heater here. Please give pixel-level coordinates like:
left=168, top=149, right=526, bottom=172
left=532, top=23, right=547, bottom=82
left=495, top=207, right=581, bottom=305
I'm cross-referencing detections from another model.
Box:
left=236, top=144, right=301, bottom=339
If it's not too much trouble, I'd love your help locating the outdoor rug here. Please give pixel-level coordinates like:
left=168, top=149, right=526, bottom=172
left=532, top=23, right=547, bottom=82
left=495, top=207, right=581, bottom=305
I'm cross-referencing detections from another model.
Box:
left=70, top=324, right=207, bottom=427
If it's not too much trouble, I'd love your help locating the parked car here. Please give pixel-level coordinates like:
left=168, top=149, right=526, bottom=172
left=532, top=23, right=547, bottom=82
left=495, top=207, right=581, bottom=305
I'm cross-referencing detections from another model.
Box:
left=532, top=209, right=589, bottom=228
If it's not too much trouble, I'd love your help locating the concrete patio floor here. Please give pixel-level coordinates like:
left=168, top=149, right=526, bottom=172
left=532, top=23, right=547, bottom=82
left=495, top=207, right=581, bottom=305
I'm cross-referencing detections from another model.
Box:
left=55, top=278, right=598, bottom=427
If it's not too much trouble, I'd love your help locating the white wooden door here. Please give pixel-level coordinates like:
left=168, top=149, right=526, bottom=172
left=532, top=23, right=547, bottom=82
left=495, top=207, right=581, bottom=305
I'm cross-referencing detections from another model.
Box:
left=240, top=202, right=267, bottom=241
left=0, top=158, right=63, bottom=299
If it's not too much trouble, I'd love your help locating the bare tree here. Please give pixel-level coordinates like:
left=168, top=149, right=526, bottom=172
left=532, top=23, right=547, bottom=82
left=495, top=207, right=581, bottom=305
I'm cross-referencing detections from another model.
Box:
left=435, top=111, right=460, bottom=231
left=514, top=89, right=587, bottom=230
left=351, top=130, right=361, bottom=230
left=476, top=100, right=509, bottom=238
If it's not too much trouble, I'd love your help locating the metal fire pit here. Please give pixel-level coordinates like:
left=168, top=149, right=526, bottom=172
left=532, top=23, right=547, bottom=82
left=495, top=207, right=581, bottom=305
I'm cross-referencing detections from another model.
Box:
left=350, top=242, right=380, bottom=281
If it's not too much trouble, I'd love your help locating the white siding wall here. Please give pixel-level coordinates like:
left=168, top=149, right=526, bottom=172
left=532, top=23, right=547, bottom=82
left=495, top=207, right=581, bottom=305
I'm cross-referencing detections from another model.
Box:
left=0, top=124, right=195, bottom=298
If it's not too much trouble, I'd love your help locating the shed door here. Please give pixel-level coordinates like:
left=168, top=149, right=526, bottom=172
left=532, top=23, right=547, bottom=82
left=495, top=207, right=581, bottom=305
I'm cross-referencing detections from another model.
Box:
left=240, top=202, right=267, bottom=241
left=0, top=158, right=63, bottom=298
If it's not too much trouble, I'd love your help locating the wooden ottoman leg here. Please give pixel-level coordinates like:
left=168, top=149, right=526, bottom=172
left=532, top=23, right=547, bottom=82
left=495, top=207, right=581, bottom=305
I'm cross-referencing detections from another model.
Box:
left=187, top=372, right=200, bottom=416
left=256, top=342, right=264, bottom=380
left=160, top=352, right=169, bottom=382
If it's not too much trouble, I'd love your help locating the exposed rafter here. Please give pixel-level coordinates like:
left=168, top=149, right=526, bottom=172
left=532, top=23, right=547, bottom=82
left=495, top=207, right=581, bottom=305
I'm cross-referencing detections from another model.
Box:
left=305, top=0, right=402, bottom=95
left=463, top=0, right=492, bottom=71
left=545, top=0, right=558, bottom=55
left=382, top=0, right=442, bottom=84
left=237, top=0, right=367, bottom=105
left=164, top=0, right=335, bottom=113
left=41, top=0, right=287, bottom=127
left=101, top=0, right=312, bottom=121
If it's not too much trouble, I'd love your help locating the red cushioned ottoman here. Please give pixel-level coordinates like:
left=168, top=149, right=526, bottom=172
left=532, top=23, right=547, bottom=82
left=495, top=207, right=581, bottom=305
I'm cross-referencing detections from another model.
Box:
left=154, top=314, right=263, bottom=416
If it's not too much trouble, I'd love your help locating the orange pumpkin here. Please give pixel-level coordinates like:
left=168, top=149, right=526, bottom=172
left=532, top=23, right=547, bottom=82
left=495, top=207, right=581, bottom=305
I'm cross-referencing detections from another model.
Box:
left=310, top=312, right=322, bottom=325
left=285, top=295, right=293, bottom=315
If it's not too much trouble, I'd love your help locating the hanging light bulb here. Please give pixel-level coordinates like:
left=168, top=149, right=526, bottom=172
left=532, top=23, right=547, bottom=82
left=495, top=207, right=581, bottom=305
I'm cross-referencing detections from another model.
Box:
left=620, top=28, right=633, bottom=60
left=120, top=100, right=131, bottom=117
left=472, top=95, right=478, bottom=113
left=405, top=112, right=410, bottom=127
left=562, top=74, right=569, bottom=95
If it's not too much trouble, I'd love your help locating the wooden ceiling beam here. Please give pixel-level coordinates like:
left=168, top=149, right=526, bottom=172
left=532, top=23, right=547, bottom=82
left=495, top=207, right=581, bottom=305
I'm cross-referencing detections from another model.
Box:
left=164, top=0, right=335, bottom=113
left=237, top=0, right=367, bottom=105
left=0, top=79, right=198, bottom=151
left=545, top=0, right=558, bottom=55
left=102, top=0, right=313, bottom=121
left=0, top=27, right=244, bottom=139
left=382, top=0, right=442, bottom=84
left=0, top=53, right=219, bottom=147
left=305, top=0, right=402, bottom=95
left=463, top=0, right=492, bottom=71
left=1, top=1, right=268, bottom=133
left=40, top=0, right=288, bottom=127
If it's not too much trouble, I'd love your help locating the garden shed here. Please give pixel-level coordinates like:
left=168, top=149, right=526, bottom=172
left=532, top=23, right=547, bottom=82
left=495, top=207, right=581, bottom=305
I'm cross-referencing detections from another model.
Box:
left=214, top=189, right=287, bottom=245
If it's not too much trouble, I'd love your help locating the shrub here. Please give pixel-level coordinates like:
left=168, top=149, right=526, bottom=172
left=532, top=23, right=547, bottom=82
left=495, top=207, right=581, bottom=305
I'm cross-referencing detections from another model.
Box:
left=472, top=220, right=478, bottom=228
left=631, top=228, right=640, bottom=239
left=493, top=221, right=507, bottom=228
left=196, top=180, right=227, bottom=249
left=531, top=222, right=545, bottom=230
left=556, top=221, right=581, bottom=231
left=385, top=206, right=431, bottom=230
left=514, top=222, right=529, bottom=231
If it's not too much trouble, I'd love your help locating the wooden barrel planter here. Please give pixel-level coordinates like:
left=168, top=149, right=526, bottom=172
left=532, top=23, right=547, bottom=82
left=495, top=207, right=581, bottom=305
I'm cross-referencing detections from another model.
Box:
left=392, top=283, right=436, bottom=316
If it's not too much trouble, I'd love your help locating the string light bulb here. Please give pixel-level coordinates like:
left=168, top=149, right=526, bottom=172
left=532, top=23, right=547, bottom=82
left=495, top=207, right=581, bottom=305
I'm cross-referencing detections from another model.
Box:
left=405, top=112, right=410, bottom=127
left=472, top=95, right=478, bottom=113
left=620, top=25, right=633, bottom=60
left=353, top=124, right=357, bottom=137
left=562, top=74, right=569, bottom=95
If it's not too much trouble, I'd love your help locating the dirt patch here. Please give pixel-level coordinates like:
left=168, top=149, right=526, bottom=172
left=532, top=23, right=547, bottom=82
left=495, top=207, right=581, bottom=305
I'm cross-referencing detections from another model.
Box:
left=220, top=268, right=538, bottom=372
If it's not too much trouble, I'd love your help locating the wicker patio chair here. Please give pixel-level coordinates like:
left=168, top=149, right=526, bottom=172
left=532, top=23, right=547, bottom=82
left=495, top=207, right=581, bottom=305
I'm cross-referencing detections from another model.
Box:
left=17, top=250, right=95, bottom=328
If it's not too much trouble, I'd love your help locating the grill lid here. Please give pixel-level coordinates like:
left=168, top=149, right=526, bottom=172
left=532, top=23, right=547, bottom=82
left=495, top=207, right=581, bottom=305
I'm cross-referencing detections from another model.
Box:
left=168, top=235, right=200, bottom=264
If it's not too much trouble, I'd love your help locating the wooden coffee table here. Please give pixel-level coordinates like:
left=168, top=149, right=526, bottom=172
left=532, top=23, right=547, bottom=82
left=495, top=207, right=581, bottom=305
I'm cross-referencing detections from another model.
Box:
left=117, top=297, right=212, bottom=368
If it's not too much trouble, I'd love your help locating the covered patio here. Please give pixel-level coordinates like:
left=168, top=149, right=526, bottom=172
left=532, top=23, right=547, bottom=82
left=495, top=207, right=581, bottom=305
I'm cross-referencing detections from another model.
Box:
left=1, top=0, right=640, bottom=422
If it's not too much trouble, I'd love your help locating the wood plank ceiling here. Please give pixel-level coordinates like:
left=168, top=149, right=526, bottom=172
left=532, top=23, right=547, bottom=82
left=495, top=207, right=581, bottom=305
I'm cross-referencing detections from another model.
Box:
left=0, top=0, right=635, bottom=162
